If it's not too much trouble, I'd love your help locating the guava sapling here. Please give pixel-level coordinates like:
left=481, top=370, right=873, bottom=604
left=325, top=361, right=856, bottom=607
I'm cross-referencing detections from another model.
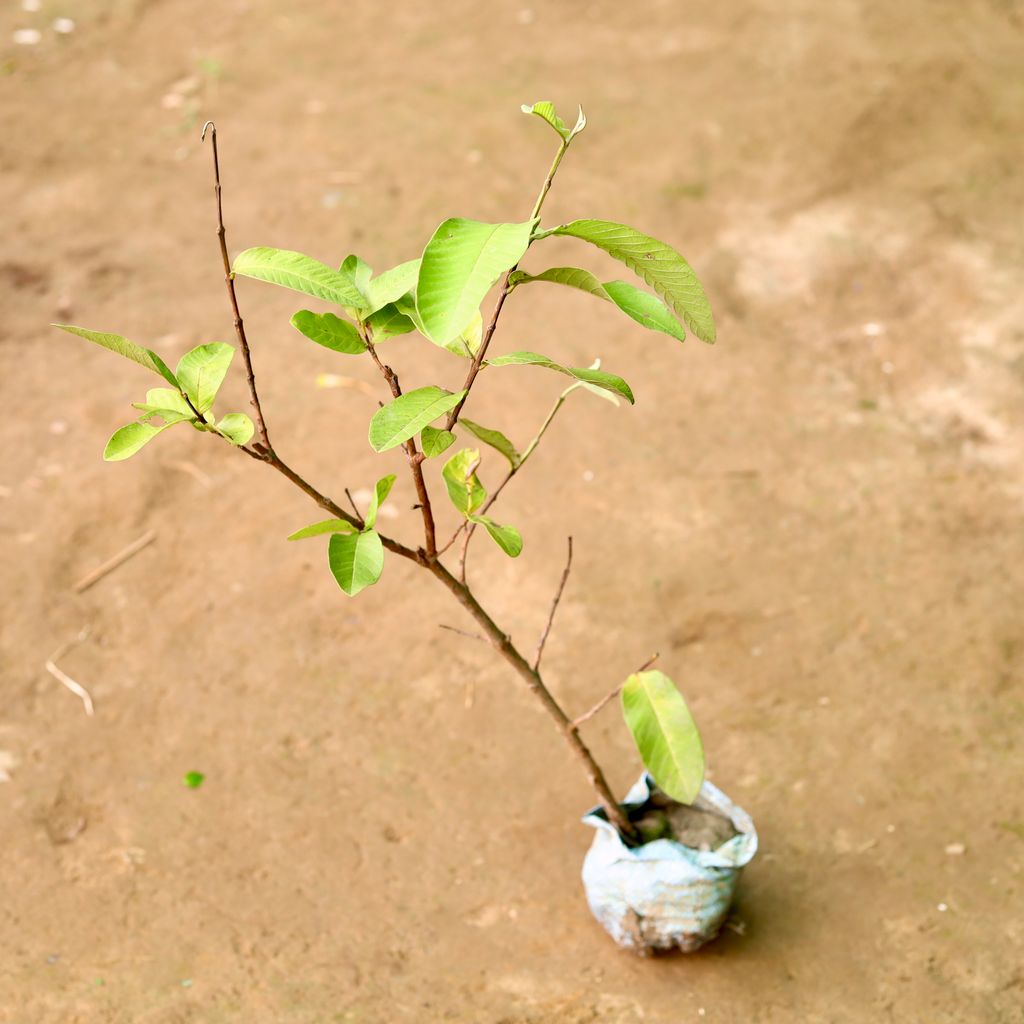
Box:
left=55, top=103, right=757, bottom=951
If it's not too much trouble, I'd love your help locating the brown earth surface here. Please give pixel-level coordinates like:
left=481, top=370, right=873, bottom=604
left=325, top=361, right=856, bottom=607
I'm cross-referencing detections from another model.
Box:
left=3, top=1, right=1024, bottom=1021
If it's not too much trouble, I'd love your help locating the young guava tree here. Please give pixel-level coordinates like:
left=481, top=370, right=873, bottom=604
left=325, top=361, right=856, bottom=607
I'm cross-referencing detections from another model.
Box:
left=55, top=103, right=716, bottom=844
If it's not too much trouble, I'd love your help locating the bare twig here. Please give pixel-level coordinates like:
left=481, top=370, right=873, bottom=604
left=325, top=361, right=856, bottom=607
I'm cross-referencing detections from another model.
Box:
left=202, top=121, right=271, bottom=452
left=533, top=537, right=573, bottom=671
left=72, top=531, right=156, bottom=593
left=438, top=623, right=486, bottom=642
left=570, top=652, right=660, bottom=732
left=344, top=488, right=361, bottom=519
left=45, top=627, right=95, bottom=716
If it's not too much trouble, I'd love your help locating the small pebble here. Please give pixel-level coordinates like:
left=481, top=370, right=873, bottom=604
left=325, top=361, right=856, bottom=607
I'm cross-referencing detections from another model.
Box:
left=22, top=0, right=41, bottom=11
left=49, top=420, right=68, bottom=435
left=886, top=824, right=896, bottom=833
left=862, top=322, right=885, bottom=337
left=582, top=469, right=594, bottom=482
left=945, top=842, right=966, bottom=856
left=13, top=28, right=42, bottom=44
left=52, top=17, right=74, bottom=33
left=937, top=902, right=948, bottom=912
left=818, top=696, right=830, bottom=706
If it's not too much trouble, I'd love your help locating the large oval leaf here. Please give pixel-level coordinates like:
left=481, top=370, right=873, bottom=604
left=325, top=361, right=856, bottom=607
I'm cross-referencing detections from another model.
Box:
left=416, top=219, right=534, bottom=344
left=233, top=247, right=366, bottom=308
left=328, top=529, right=385, bottom=597
left=486, top=350, right=634, bottom=404
left=621, top=670, right=705, bottom=804
left=549, top=221, right=715, bottom=342
left=368, top=386, right=468, bottom=453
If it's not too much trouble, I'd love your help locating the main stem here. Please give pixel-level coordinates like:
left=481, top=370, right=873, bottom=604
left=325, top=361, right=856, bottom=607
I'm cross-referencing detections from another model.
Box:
left=427, top=559, right=637, bottom=839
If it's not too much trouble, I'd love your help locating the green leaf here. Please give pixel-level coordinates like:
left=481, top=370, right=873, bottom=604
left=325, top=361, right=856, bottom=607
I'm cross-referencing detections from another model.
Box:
left=394, top=291, right=478, bottom=357
left=340, top=253, right=373, bottom=304
left=132, top=387, right=193, bottom=423
left=486, top=350, right=634, bottom=404
left=368, top=386, right=467, bottom=453
left=103, top=420, right=175, bottom=461
left=461, top=418, right=521, bottom=469
left=366, top=259, right=421, bottom=313
left=420, top=425, right=456, bottom=459
left=602, top=280, right=686, bottom=341
left=287, top=518, right=358, bottom=541
left=451, top=308, right=482, bottom=358
left=233, top=247, right=366, bottom=308
left=53, top=324, right=178, bottom=387
left=442, top=448, right=486, bottom=516
left=216, top=412, right=254, bottom=446
left=621, top=670, right=705, bottom=804
left=175, top=343, right=234, bottom=413
left=509, top=266, right=607, bottom=299
left=510, top=268, right=685, bottom=342
left=183, top=771, right=205, bottom=789
left=329, top=529, right=385, bottom=596
left=290, top=310, right=366, bottom=354
left=521, top=101, right=585, bottom=142
left=365, top=303, right=415, bottom=343
left=364, top=474, right=396, bottom=530
left=469, top=514, right=523, bottom=557
left=416, top=219, right=534, bottom=344
left=547, top=220, right=715, bottom=342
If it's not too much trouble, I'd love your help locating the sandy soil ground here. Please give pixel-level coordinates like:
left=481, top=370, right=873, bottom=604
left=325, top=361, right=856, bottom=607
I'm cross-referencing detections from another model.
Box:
left=2, top=1, right=1024, bottom=1021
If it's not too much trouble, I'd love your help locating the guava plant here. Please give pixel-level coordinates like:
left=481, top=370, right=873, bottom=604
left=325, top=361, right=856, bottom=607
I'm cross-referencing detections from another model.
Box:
left=55, top=103, right=716, bottom=844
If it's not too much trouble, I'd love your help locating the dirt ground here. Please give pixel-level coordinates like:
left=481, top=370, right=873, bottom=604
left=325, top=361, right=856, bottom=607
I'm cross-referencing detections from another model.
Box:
left=3, top=1, right=1024, bottom=1021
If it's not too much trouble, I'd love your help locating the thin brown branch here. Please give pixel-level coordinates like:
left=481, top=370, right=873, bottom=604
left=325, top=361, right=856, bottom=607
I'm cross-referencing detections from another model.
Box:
left=202, top=121, right=271, bottom=451
left=533, top=537, right=573, bottom=671
left=427, top=558, right=638, bottom=842
left=569, top=652, right=660, bottom=732
left=344, top=488, right=361, bottom=519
